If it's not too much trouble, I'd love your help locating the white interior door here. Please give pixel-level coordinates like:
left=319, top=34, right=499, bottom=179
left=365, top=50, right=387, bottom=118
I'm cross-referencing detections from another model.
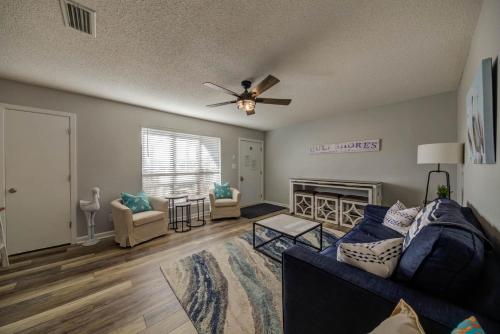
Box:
left=5, top=109, right=71, bottom=255
left=239, top=139, right=263, bottom=207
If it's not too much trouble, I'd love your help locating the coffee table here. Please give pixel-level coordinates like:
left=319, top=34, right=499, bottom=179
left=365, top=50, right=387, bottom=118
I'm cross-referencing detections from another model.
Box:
left=253, top=214, right=323, bottom=263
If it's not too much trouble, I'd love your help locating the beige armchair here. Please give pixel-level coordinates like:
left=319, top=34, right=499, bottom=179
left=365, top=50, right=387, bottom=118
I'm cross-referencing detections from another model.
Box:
left=209, top=187, right=241, bottom=220
left=111, top=196, right=169, bottom=247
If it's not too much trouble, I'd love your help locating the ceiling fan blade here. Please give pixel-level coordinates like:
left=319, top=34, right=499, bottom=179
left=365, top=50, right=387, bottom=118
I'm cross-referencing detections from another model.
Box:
left=256, top=98, right=291, bottom=105
left=206, top=101, right=237, bottom=107
left=246, top=108, right=256, bottom=116
left=203, top=82, right=240, bottom=97
left=251, top=75, right=280, bottom=97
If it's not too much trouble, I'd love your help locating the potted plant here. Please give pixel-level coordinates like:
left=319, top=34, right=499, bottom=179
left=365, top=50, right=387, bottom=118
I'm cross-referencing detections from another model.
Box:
left=437, top=185, right=449, bottom=199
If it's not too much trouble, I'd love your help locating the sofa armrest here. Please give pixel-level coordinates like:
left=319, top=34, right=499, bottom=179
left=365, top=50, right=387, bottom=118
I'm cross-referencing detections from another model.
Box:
left=110, top=199, right=134, bottom=246
left=282, top=246, right=500, bottom=334
left=208, top=190, right=216, bottom=207
left=231, top=188, right=241, bottom=203
left=148, top=196, right=169, bottom=214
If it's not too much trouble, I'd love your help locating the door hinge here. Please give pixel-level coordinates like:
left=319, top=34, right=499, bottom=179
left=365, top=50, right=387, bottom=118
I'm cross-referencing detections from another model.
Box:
left=67, top=128, right=71, bottom=135
left=68, top=174, right=71, bottom=182
left=69, top=221, right=72, bottom=228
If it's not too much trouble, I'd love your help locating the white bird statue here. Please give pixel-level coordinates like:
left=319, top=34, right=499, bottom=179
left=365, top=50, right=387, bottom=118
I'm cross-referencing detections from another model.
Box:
left=79, top=187, right=101, bottom=246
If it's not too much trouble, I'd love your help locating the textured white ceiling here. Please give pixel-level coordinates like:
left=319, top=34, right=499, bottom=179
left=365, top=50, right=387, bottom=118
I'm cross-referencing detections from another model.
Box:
left=0, top=0, right=481, bottom=131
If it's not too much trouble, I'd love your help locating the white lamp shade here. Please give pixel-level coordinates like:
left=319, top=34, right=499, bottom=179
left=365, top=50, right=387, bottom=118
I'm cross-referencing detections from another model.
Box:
left=417, top=143, right=464, bottom=164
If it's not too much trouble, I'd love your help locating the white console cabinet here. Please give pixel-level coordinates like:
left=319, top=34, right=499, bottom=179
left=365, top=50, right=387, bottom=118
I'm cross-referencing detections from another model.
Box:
left=290, top=178, right=382, bottom=228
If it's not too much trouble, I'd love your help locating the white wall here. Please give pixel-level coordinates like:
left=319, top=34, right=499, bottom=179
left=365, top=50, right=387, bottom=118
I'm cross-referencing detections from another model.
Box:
left=457, top=0, right=500, bottom=239
left=265, top=92, right=457, bottom=207
left=0, top=79, right=264, bottom=236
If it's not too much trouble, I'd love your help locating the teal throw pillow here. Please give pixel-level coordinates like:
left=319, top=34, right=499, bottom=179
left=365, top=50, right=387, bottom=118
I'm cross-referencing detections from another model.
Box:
left=213, top=182, right=232, bottom=199
left=452, top=316, right=485, bottom=334
left=121, top=192, right=152, bottom=213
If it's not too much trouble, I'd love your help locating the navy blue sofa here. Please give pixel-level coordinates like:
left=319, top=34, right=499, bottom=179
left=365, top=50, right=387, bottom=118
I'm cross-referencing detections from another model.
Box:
left=282, top=200, right=500, bottom=333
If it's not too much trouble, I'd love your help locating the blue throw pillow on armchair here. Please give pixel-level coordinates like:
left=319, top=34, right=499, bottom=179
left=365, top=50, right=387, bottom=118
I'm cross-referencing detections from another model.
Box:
left=121, top=192, right=152, bottom=213
left=213, top=182, right=232, bottom=199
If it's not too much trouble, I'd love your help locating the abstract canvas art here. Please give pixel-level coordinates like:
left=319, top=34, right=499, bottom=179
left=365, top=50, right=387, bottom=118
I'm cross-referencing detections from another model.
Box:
left=466, top=57, right=495, bottom=164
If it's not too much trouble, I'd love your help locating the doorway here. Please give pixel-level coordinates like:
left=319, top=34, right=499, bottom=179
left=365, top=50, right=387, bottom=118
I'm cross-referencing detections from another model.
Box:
left=1, top=104, right=77, bottom=255
left=238, top=138, right=264, bottom=207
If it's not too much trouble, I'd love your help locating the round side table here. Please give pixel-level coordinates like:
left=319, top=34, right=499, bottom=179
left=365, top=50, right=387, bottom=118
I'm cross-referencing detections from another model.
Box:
left=188, top=196, right=206, bottom=227
left=174, top=202, right=191, bottom=233
left=165, top=194, right=188, bottom=230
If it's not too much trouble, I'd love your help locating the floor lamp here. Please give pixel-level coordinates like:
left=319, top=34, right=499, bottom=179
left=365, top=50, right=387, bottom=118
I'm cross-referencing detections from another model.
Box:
left=417, top=143, right=464, bottom=205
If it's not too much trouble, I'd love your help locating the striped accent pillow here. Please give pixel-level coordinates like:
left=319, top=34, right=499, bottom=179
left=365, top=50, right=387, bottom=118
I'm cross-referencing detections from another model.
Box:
left=403, top=200, right=440, bottom=250
left=337, top=238, right=404, bottom=278
left=382, top=201, right=421, bottom=235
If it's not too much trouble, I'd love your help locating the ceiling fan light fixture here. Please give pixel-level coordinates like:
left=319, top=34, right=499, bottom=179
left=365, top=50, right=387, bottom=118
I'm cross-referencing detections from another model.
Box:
left=237, top=99, right=255, bottom=112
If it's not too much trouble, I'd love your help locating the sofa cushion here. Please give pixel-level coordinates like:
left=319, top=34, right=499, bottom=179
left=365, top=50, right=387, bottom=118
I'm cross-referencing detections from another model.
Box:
left=360, top=220, right=406, bottom=241
left=396, top=200, right=485, bottom=299
left=364, top=205, right=390, bottom=224
left=213, top=198, right=237, bottom=207
left=133, top=210, right=165, bottom=226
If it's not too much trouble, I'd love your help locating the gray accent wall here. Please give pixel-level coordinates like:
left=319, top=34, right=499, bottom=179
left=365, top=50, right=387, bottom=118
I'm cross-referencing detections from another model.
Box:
left=457, top=0, right=500, bottom=241
left=0, top=79, right=264, bottom=236
left=265, top=92, right=458, bottom=207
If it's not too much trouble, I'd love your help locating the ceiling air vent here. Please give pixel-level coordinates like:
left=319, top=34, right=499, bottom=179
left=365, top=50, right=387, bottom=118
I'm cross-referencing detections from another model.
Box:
left=60, top=0, right=96, bottom=37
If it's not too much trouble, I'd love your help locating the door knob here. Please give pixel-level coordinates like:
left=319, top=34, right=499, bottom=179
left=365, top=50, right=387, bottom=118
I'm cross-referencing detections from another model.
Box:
left=240, top=176, right=244, bottom=182
left=8, top=188, right=17, bottom=193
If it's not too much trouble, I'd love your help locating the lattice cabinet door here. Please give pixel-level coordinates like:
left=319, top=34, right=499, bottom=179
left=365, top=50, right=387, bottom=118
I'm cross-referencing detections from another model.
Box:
left=314, top=194, right=339, bottom=224
left=294, top=192, right=314, bottom=219
left=340, top=197, right=368, bottom=228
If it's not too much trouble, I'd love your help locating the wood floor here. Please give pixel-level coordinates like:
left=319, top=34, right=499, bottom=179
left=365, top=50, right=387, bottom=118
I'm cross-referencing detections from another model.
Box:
left=0, top=216, right=259, bottom=334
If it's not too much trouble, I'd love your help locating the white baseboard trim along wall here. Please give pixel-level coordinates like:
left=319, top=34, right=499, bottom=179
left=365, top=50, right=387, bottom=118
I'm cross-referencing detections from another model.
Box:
left=264, top=200, right=289, bottom=208
left=76, top=230, right=115, bottom=244
left=76, top=210, right=211, bottom=243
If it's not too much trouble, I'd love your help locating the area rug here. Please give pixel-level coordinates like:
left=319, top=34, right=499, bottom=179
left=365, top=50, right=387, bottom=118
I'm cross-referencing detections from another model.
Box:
left=161, top=225, right=345, bottom=334
left=241, top=203, right=287, bottom=219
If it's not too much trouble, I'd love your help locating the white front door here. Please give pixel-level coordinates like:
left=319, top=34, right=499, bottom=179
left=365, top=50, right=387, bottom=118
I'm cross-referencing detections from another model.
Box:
left=5, top=108, right=71, bottom=254
left=239, top=139, right=263, bottom=207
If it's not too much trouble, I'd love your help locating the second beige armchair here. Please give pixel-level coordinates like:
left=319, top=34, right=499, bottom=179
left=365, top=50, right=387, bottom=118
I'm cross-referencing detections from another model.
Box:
left=209, top=187, right=241, bottom=220
left=111, top=196, right=169, bottom=247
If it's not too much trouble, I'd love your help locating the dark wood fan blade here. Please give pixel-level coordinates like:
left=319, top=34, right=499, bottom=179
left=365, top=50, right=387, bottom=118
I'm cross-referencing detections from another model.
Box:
left=206, top=101, right=237, bottom=107
left=246, top=108, right=256, bottom=116
left=203, top=82, right=240, bottom=97
left=256, top=98, right=291, bottom=105
left=251, top=75, right=280, bottom=96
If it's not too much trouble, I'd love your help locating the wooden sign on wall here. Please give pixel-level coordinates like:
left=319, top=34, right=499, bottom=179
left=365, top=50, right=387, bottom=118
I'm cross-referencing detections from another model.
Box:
left=309, top=139, right=381, bottom=154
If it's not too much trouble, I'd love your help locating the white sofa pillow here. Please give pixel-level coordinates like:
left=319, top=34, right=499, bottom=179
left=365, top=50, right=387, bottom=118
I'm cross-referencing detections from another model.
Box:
left=337, top=238, right=404, bottom=278
left=382, top=201, right=421, bottom=235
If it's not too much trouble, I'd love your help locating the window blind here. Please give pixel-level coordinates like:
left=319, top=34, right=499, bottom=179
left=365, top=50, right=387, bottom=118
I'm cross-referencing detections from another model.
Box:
left=141, top=127, right=221, bottom=197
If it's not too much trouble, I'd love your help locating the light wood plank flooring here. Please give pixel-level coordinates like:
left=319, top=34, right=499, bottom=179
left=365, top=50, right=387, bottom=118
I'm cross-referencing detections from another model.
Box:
left=0, top=216, right=260, bottom=333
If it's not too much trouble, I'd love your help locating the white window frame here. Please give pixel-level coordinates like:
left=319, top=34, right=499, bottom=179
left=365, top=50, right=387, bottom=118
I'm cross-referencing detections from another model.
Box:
left=140, top=127, right=222, bottom=198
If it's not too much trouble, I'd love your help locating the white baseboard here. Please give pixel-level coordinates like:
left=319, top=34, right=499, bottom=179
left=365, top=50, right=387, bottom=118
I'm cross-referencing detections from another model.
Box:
left=76, top=230, right=115, bottom=244
left=75, top=212, right=209, bottom=243
left=264, top=200, right=289, bottom=208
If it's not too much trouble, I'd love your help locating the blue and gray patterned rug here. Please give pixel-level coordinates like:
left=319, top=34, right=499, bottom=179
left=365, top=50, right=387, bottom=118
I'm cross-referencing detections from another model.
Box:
left=161, top=224, right=344, bottom=334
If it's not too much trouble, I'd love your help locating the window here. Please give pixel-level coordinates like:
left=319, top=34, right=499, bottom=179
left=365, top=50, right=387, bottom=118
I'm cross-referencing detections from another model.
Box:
left=141, top=127, right=221, bottom=197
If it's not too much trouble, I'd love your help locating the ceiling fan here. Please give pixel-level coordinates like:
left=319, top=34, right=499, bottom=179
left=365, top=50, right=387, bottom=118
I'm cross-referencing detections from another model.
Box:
left=203, top=75, right=292, bottom=116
